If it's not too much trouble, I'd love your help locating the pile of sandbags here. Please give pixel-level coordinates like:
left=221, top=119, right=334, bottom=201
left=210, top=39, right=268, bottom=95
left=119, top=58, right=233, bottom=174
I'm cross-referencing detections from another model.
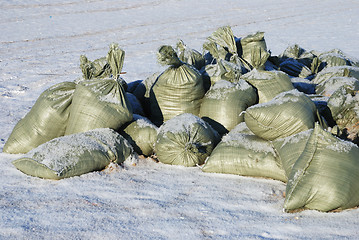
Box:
left=4, top=25, right=359, bottom=213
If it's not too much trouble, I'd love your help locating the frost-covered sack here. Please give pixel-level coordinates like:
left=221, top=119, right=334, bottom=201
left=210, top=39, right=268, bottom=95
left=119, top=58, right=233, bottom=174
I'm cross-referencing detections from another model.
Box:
left=241, top=68, right=294, bottom=104
left=3, top=82, right=76, bottom=154
left=126, top=92, right=144, bottom=116
left=155, top=113, right=219, bottom=167
left=312, top=65, right=359, bottom=86
left=65, top=78, right=133, bottom=135
left=272, top=129, right=313, bottom=178
left=199, top=80, right=257, bottom=135
left=317, top=49, right=357, bottom=70
left=120, top=114, right=158, bottom=156
left=291, top=77, right=316, bottom=94
left=239, top=32, right=267, bottom=69
left=12, top=128, right=133, bottom=180
left=149, top=46, right=205, bottom=126
left=245, top=89, right=317, bottom=141
left=316, top=76, right=359, bottom=97
left=284, top=123, right=359, bottom=212
left=327, top=85, right=359, bottom=142
left=202, top=123, right=287, bottom=182
left=176, top=40, right=205, bottom=71
left=201, top=59, right=244, bottom=86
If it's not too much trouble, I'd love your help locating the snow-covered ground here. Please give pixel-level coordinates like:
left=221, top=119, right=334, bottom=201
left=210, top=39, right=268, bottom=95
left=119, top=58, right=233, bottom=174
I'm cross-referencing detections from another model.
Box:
left=1, top=0, right=359, bottom=239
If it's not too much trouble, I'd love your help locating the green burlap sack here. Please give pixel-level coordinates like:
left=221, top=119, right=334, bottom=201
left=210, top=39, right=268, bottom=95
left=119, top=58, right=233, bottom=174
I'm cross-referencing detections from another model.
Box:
left=327, top=85, right=359, bottom=142
left=312, top=66, right=359, bottom=86
left=155, top=113, right=219, bottom=167
left=65, top=78, right=133, bottom=135
left=176, top=40, right=205, bottom=70
left=120, top=114, right=158, bottom=156
left=12, top=128, right=133, bottom=180
left=316, top=76, right=359, bottom=97
left=317, top=49, right=356, bottom=71
left=80, top=55, right=111, bottom=80
left=245, top=89, right=317, bottom=141
left=201, top=59, right=244, bottom=86
left=272, top=129, right=313, bottom=178
left=149, top=46, right=205, bottom=126
left=284, top=123, right=359, bottom=212
left=199, top=79, right=257, bottom=135
left=239, top=32, right=267, bottom=69
left=202, top=123, right=286, bottom=182
left=3, top=82, right=76, bottom=154
left=241, top=68, right=294, bottom=104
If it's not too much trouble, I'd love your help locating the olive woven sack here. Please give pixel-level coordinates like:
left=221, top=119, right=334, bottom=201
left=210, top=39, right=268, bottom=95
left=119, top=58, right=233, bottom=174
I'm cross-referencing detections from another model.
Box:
left=283, top=123, right=359, bottom=212
left=202, top=123, right=287, bottom=182
left=3, top=82, right=76, bottom=154
left=12, top=128, right=133, bottom=180
left=155, top=113, right=219, bottom=167
left=65, top=44, right=132, bottom=135
left=245, top=89, right=317, bottom=141
left=120, top=114, right=158, bottom=156
left=176, top=40, right=205, bottom=70
left=149, top=46, right=205, bottom=126
left=316, top=76, right=359, bottom=97
left=199, top=79, right=257, bottom=135
left=312, top=65, right=359, bottom=86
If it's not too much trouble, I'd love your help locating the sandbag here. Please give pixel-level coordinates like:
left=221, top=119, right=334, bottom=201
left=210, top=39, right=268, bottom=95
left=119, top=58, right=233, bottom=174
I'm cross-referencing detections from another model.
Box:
left=155, top=113, right=219, bottom=167
left=176, top=40, right=205, bottom=70
left=272, top=129, right=313, bottom=178
left=126, top=92, right=144, bottom=116
left=149, top=46, right=205, bottom=126
left=3, top=82, right=76, bottom=154
left=120, top=115, right=158, bottom=156
left=245, top=89, right=317, bottom=141
left=12, top=128, right=133, bottom=180
left=312, top=66, right=359, bottom=86
left=241, top=69, right=294, bottom=104
left=283, top=123, right=359, bottom=212
left=317, top=49, right=356, bottom=70
left=239, top=31, right=267, bottom=69
left=199, top=79, right=257, bottom=135
left=202, top=123, right=287, bottom=182
left=201, top=59, right=244, bottom=86
left=327, top=85, right=359, bottom=142
left=80, top=55, right=111, bottom=80
left=316, top=76, right=359, bottom=97
left=65, top=78, right=133, bottom=135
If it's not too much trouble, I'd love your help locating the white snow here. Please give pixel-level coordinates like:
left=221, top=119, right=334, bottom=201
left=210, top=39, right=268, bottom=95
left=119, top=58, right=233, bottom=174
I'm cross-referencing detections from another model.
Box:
left=1, top=0, right=359, bottom=239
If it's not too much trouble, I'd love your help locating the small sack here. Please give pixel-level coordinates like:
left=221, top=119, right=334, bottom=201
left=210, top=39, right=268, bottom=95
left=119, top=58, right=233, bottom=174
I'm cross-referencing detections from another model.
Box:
left=284, top=123, right=359, bottom=212
left=202, top=123, right=287, bottom=182
left=65, top=78, right=133, bottom=135
left=199, top=80, right=257, bottom=135
left=155, top=113, right=219, bottom=167
left=120, top=115, right=158, bottom=156
left=12, top=128, right=133, bottom=180
left=176, top=40, right=205, bottom=70
left=245, top=89, right=317, bottom=141
left=149, top=46, right=205, bottom=126
left=3, top=82, right=76, bottom=154
left=239, top=32, right=267, bottom=69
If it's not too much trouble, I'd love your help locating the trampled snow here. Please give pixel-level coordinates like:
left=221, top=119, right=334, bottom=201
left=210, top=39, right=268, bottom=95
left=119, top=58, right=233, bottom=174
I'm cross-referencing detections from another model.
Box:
left=1, top=0, right=359, bottom=239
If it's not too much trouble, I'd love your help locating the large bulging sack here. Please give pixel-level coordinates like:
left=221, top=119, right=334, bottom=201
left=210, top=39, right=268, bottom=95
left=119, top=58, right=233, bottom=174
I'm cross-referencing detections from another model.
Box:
left=120, top=115, right=158, bottom=156
left=12, top=128, right=133, bottom=180
left=155, top=113, right=219, bottom=167
left=149, top=46, right=205, bottom=126
left=241, top=69, right=294, bottom=104
left=283, top=123, right=359, bottom=212
left=202, top=123, right=287, bottom=182
left=245, top=89, right=317, bottom=141
left=199, top=79, right=257, bottom=135
left=316, top=76, right=359, bottom=97
left=3, top=82, right=76, bottom=154
left=65, top=78, right=133, bottom=135
left=239, top=32, right=267, bottom=69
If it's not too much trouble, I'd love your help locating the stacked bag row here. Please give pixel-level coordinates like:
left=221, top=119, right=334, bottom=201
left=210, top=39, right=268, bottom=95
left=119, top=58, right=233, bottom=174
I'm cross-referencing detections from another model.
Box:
left=4, top=26, right=359, bottom=213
